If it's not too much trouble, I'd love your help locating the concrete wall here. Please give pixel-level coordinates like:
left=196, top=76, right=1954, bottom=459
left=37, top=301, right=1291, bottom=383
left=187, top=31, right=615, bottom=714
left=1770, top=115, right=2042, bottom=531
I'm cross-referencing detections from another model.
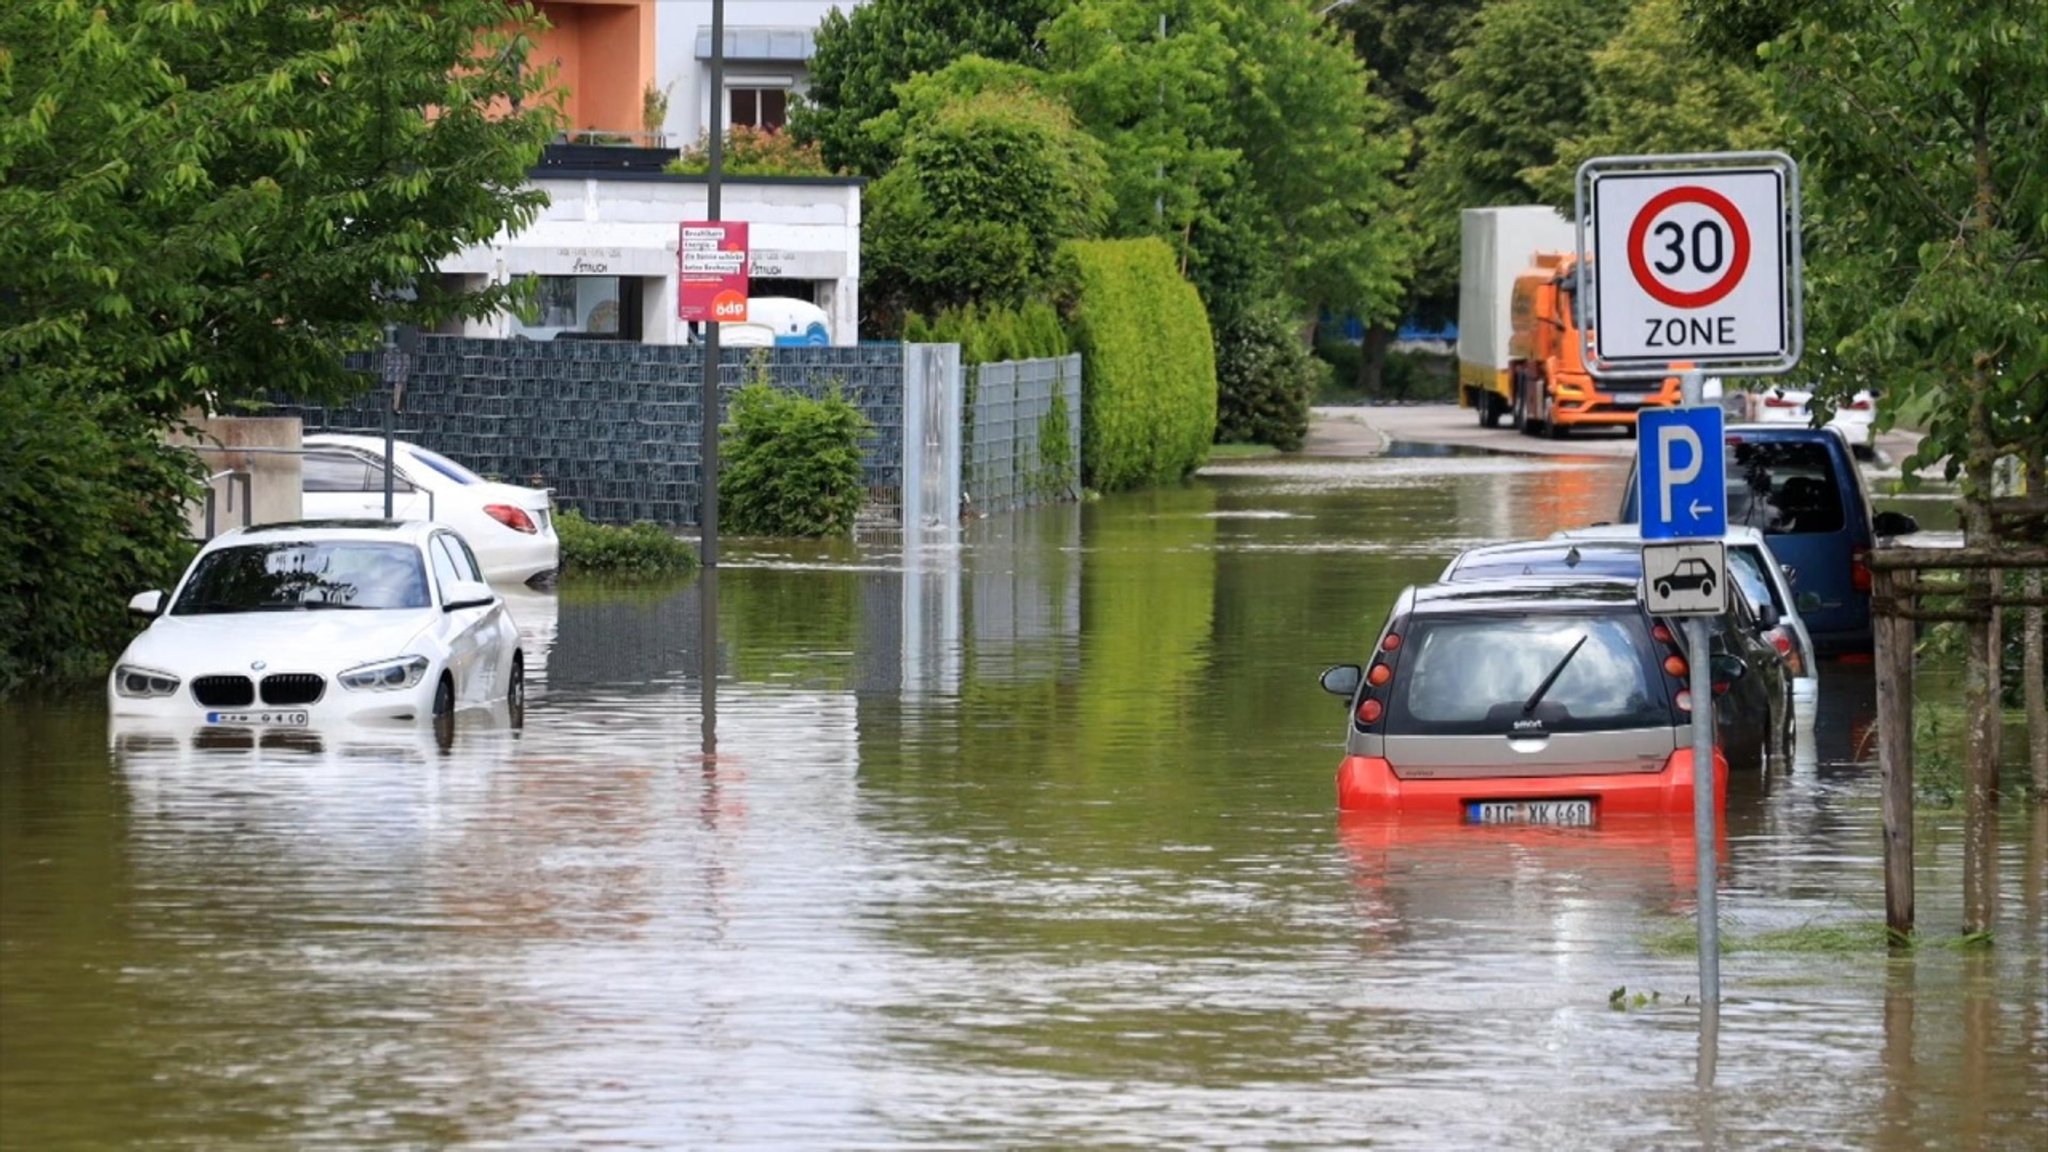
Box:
left=170, top=416, right=304, bottom=538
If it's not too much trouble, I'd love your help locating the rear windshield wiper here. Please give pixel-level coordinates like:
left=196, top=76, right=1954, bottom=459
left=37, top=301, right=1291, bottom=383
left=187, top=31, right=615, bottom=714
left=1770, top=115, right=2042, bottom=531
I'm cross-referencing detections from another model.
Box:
left=1522, top=634, right=1589, bottom=716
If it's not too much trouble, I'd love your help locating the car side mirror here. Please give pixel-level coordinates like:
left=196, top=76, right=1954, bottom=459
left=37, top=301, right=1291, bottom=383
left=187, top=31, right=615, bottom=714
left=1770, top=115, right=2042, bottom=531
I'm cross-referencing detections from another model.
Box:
left=1320, top=664, right=1362, bottom=699
left=1710, top=654, right=1747, bottom=683
left=442, top=580, right=497, bottom=612
left=1873, top=510, right=1920, bottom=537
left=128, top=590, right=167, bottom=618
left=1754, top=603, right=1781, bottom=631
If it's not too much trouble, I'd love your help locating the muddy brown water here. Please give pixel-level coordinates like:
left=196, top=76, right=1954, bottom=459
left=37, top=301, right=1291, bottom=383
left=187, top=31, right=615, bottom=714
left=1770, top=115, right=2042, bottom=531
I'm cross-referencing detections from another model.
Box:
left=3, top=455, right=2042, bottom=1149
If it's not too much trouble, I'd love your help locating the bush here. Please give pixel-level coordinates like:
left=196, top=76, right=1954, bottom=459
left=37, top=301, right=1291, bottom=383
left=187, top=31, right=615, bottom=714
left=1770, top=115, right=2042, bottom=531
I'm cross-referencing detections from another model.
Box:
left=1055, top=238, right=1217, bottom=491
left=861, top=71, right=1110, bottom=324
left=721, top=373, right=873, bottom=537
left=555, top=509, right=698, bottom=577
left=902, top=300, right=1070, bottom=364
left=1213, top=305, right=1325, bottom=451
left=1, top=380, right=198, bottom=695
left=666, top=126, right=832, bottom=176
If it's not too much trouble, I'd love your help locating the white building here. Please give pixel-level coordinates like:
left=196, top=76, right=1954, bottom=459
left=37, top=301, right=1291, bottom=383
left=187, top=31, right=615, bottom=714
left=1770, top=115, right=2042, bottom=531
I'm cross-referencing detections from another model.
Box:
left=439, top=171, right=862, bottom=346
left=655, top=2, right=854, bottom=147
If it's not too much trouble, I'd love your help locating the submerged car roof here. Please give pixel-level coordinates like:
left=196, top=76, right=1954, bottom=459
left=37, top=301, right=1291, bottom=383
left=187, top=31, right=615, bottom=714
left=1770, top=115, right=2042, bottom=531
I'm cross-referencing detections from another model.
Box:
left=1403, top=576, right=1646, bottom=617
left=208, top=519, right=439, bottom=545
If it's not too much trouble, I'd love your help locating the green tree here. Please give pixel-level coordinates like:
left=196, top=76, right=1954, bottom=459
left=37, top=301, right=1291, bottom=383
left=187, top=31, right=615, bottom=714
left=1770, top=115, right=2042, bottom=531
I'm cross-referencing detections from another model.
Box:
left=1408, top=0, right=1630, bottom=306
left=0, top=0, right=559, bottom=688
left=1525, top=0, right=1779, bottom=208
left=860, top=62, right=1111, bottom=330
left=0, top=0, right=560, bottom=418
left=791, top=0, right=1070, bottom=177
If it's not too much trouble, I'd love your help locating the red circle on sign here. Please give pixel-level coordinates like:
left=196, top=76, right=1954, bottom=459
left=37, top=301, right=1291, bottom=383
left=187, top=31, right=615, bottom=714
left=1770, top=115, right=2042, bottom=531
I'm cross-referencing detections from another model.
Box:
left=1626, top=186, right=1751, bottom=309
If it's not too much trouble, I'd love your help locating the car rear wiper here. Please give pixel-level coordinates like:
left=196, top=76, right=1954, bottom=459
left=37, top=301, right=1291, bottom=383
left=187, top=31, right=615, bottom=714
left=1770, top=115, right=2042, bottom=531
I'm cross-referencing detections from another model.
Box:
left=1522, top=634, right=1589, bottom=716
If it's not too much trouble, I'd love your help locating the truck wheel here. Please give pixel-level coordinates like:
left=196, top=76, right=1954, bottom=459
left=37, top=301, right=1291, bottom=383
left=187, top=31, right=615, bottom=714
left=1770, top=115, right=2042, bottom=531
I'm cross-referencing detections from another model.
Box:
left=1513, top=379, right=1533, bottom=435
left=1547, top=412, right=1570, bottom=439
left=1478, top=392, right=1504, bottom=429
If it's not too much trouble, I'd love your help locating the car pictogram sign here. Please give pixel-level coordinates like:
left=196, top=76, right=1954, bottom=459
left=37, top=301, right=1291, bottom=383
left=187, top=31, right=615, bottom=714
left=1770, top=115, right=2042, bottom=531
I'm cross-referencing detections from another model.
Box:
left=1643, top=541, right=1727, bottom=616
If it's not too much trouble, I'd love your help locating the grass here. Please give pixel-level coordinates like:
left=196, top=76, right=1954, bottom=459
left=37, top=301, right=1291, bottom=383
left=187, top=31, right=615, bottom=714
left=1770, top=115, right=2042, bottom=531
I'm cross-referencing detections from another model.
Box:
left=1642, top=918, right=1994, bottom=956
left=1209, top=442, right=1282, bottom=460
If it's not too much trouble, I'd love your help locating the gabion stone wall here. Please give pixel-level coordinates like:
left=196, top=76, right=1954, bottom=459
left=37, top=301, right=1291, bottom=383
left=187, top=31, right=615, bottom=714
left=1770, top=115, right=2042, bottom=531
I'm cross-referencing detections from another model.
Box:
left=283, top=336, right=905, bottom=527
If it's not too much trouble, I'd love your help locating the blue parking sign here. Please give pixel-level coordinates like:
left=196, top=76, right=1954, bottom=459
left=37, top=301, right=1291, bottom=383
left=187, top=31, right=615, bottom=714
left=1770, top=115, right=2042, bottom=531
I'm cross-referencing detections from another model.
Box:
left=1637, top=407, right=1727, bottom=539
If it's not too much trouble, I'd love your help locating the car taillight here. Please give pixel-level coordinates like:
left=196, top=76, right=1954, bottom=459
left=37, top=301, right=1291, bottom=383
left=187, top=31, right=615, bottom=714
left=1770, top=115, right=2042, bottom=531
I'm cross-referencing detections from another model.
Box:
left=1380, top=632, right=1402, bottom=653
left=1367, top=663, right=1391, bottom=687
left=1762, top=394, right=1802, bottom=408
left=1675, top=689, right=1692, bottom=712
left=1847, top=399, right=1872, bottom=410
left=1652, top=623, right=1674, bottom=644
left=1771, top=631, right=1793, bottom=656
left=1357, top=698, right=1384, bottom=724
left=485, top=503, right=538, bottom=534
left=1852, top=546, right=1872, bottom=593
left=1663, top=655, right=1689, bottom=678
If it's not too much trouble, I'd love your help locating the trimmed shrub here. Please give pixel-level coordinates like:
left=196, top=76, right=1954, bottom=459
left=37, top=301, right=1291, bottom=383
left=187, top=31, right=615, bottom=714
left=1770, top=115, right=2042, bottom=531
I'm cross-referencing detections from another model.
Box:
left=555, top=509, right=698, bottom=577
left=721, top=377, right=873, bottom=537
left=666, top=126, right=832, bottom=176
left=903, top=299, right=1070, bottom=364
left=1, top=380, right=198, bottom=695
left=1214, top=304, right=1326, bottom=451
left=1055, top=238, right=1217, bottom=491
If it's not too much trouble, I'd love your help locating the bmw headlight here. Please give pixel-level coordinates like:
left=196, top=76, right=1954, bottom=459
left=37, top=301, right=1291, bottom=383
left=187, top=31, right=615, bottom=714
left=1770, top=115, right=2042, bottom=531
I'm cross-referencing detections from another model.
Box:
left=113, top=664, right=181, bottom=698
left=338, top=655, right=431, bottom=692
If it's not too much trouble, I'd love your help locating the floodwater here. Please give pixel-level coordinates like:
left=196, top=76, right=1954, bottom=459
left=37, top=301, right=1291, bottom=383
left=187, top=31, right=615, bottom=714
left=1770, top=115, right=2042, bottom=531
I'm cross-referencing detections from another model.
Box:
left=3, top=454, right=2043, bottom=1150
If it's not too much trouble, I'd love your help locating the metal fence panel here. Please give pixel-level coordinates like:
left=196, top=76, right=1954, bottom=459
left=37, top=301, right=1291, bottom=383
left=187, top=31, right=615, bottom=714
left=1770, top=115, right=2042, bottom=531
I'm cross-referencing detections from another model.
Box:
left=964, top=354, right=1082, bottom=517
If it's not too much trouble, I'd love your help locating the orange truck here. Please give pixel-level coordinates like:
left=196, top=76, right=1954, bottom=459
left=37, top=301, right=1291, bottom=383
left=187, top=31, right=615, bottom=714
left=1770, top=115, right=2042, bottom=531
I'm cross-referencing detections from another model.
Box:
left=1457, top=206, right=1679, bottom=436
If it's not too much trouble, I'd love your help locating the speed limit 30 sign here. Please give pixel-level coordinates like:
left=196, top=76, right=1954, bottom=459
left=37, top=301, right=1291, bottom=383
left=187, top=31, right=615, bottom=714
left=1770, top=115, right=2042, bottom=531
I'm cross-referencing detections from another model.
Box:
left=1580, top=158, right=1798, bottom=371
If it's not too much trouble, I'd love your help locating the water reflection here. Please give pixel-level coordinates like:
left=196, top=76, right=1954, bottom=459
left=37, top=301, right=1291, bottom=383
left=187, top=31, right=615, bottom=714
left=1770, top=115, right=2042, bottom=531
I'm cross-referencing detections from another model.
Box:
left=5, top=454, right=2046, bottom=1148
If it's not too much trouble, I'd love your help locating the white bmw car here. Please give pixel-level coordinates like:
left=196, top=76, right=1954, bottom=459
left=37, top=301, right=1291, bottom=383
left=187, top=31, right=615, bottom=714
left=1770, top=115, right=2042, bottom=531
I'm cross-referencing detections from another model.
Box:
left=300, top=433, right=559, bottom=586
left=109, top=521, right=525, bottom=726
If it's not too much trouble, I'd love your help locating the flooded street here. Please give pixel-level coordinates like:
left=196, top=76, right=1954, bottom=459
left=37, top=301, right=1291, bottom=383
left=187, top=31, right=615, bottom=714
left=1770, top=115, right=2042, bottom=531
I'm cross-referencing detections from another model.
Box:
left=3, top=454, right=2044, bottom=1149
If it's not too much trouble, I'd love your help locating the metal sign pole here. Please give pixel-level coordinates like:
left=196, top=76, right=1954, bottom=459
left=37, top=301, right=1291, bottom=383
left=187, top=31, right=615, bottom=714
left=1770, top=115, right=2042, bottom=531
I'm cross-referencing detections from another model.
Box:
left=1681, top=367, right=1721, bottom=1085
left=698, top=0, right=726, bottom=761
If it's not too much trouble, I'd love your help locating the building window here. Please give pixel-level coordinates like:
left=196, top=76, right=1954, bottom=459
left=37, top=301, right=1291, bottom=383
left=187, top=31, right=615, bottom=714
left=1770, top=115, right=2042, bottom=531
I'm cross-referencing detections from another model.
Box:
left=510, top=276, right=643, bottom=342
left=729, top=87, right=788, bottom=131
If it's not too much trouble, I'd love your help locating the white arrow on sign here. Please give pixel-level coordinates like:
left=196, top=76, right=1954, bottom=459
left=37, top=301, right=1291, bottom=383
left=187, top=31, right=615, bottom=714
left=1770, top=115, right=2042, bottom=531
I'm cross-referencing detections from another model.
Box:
left=1689, top=498, right=1715, bottom=519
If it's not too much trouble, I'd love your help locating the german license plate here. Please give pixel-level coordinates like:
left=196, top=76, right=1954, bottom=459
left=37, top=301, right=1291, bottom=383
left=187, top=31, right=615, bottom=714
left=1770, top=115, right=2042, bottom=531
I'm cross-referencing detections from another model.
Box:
left=1466, top=799, right=1594, bottom=826
left=205, top=710, right=309, bottom=727
left=1611, top=394, right=1649, bottom=406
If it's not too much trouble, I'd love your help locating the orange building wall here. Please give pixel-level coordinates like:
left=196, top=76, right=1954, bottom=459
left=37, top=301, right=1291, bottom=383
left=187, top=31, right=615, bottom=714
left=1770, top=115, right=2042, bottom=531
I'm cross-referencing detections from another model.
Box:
left=533, top=0, right=654, bottom=135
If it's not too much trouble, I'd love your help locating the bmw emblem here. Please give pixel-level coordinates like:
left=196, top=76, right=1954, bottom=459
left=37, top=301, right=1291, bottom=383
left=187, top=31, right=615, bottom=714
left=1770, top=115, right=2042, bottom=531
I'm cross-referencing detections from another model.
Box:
left=251, top=660, right=268, bottom=671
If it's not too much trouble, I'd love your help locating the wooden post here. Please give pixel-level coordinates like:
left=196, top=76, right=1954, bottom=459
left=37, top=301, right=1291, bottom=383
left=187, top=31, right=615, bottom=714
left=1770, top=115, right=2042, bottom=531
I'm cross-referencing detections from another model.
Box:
left=2025, top=568, right=2045, bottom=797
left=1874, top=566, right=1917, bottom=940
left=1961, top=571, right=2000, bottom=936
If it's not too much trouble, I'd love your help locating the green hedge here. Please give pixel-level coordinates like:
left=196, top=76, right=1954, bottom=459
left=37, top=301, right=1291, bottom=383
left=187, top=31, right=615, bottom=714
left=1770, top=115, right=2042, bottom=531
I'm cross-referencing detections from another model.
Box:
left=1054, top=238, right=1217, bottom=491
left=555, top=509, right=698, bottom=577
left=1, top=380, right=198, bottom=695
left=902, top=300, right=1069, bottom=365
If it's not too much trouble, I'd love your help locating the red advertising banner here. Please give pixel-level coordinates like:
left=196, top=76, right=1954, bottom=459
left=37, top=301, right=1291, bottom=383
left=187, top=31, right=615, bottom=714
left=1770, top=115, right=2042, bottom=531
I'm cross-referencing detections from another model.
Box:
left=677, top=221, right=749, bottom=322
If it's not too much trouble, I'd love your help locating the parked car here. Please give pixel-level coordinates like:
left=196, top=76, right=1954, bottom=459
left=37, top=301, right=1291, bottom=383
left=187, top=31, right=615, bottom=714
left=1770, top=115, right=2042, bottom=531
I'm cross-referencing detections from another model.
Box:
left=1732, top=381, right=1878, bottom=458
left=1553, top=524, right=1817, bottom=714
left=1437, top=544, right=1794, bottom=761
left=1616, top=424, right=1918, bottom=657
left=1318, top=577, right=1750, bottom=820
left=300, top=434, right=559, bottom=587
left=109, top=521, right=525, bottom=726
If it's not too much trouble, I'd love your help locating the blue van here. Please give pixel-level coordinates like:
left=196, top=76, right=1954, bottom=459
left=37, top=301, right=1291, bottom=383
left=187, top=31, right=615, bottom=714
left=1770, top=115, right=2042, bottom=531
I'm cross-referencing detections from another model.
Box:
left=1618, top=424, right=1915, bottom=657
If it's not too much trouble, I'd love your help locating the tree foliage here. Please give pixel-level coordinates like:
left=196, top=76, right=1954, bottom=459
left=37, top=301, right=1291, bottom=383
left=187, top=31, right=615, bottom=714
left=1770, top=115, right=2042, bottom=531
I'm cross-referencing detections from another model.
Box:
left=0, top=0, right=562, bottom=418
left=1407, top=0, right=1630, bottom=299
left=860, top=63, right=1110, bottom=330
left=0, top=0, right=560, bottom=689
left=790, top=0, right=1069, bottom=177
left=720, top=380, right=874, bottom=538
left=1046, top=0, right=1403, bottom=324
left=1525, top=0, right=1778, bottom=208
left=1695, top=0, right=2046, bottom=495
left=667, top=125, right=831, bottom=176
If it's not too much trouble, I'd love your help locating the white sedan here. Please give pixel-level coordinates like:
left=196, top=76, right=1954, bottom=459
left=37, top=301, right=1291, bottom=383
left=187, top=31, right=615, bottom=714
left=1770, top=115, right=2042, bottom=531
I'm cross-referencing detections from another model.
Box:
left=109, top=521, right=525, bottom=726
left=301, top=433, right=559, bottom=586
left=1716, top=382, right=1878, bottom=455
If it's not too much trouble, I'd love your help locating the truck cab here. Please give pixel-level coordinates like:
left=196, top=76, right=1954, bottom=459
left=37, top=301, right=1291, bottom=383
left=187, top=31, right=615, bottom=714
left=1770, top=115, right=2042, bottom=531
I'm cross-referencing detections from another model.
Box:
left=1509, top=253, right=1681, bottom=438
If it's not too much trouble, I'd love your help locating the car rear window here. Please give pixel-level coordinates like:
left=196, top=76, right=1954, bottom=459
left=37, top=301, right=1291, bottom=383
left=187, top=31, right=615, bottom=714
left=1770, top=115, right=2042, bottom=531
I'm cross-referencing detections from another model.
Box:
left=1388, top=611, right=1673, bottom=735
left=406, top=445, right=486, bottom=486
left=1450, top=549, right=1642, bottom=582
left=1727, top=441, right=1844, bottom=535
